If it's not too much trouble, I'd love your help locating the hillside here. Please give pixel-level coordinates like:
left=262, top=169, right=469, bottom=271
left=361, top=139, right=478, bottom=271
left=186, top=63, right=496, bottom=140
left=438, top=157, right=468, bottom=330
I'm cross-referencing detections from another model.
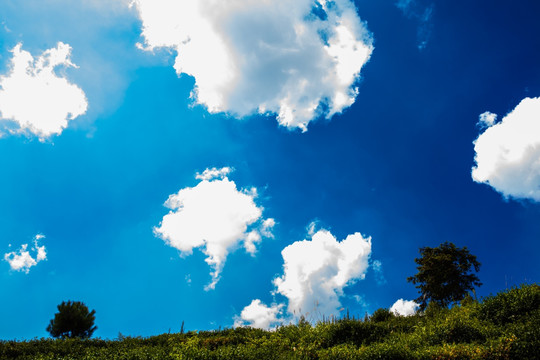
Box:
left=1, top=284, right=538, bottom=360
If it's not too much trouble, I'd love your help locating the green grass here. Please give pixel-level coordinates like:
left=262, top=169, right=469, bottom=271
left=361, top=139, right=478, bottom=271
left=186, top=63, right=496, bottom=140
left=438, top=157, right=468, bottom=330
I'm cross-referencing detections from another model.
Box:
left=1, top=284, right=538, bottom=360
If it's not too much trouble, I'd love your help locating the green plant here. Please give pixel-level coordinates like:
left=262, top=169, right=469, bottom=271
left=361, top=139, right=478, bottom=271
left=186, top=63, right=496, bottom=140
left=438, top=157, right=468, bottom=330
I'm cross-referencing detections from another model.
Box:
left=46, top=301, right=97, bottom=339
left=479, top=283, right=539, bottom=325
left=408, top=242, right=482, bottom=311
left=371, top=308, right=394, bottom=323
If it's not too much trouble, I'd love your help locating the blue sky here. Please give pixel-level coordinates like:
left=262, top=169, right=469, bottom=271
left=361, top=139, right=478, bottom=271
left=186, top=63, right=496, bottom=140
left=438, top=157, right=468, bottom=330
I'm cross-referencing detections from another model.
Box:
left=0, top=0, right=539, bottom=339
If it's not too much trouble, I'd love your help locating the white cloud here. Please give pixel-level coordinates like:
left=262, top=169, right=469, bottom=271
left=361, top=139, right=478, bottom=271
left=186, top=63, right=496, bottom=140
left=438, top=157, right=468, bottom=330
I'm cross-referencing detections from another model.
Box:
left=132, top=0, right=373, bottom=131
left=154, top=167, right=274, bottom=290
left=390, top=299, right=418, bottom=316
left=478, top=111, right=497, bottom=128
left=195, top=166, right=233, bottom=181
left=274, top=228, right=371, bottom=318
left=4, top=235, right=47, bottom=274
left=235, top=227, right=372, bottom=327
left=472, top=97, right=540, bottom=202
left=234, top=299, right=283, bottom=329
left=0, top=43, right=88, bottom=138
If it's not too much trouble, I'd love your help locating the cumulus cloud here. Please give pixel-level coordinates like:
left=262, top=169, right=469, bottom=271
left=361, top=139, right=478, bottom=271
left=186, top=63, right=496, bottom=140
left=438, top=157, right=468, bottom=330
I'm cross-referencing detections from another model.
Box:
left=132, top=0, right=373, bottom=131
left=472, top=97, right=540, bottom=202
left=236, top=227, right=372, bottom=328
left=4, top=234, right=47, bottom=273
left=274, top=229, right=372, bottom=317
left=234, top=299, right=284, bottom=329
left=154, top=167, right=274, bottom=290
left=0, top=43, right=88, bottom=138
left=390, top=299, right=418, bottom=316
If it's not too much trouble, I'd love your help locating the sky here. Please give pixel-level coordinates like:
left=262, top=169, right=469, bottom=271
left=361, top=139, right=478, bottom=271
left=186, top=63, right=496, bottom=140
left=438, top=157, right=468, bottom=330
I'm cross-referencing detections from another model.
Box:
left=0, top=0, right=539, bottom=339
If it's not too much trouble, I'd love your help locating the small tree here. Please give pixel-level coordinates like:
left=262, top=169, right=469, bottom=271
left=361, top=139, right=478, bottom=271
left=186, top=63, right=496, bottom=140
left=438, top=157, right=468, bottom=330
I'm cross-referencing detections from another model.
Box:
left=46, top=300, right=97, bottom=339
left=407, top=242, right=481, bottom=311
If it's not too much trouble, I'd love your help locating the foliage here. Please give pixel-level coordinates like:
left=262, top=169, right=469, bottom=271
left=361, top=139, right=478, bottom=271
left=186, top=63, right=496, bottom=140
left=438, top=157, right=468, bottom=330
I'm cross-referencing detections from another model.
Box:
left=478, top=283, right=539, bottom=325
left=370, top=308, right=394, bottom=323
left=407, top=242, right=482, bottom=310
left=1, top=284, right=538, bottom=360
left=46, top=300, right=97, bottom=339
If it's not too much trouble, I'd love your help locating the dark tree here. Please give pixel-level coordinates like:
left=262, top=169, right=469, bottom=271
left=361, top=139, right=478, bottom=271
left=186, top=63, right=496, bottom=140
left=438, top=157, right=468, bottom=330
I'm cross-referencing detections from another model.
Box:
left=46, top=300, right=97, bottom=339
left=407, top=242, right=481, bottom=311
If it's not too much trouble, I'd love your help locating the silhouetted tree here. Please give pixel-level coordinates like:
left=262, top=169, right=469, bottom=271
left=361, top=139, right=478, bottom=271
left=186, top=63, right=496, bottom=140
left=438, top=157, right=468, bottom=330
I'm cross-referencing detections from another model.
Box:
left=46, top=300, right=97, bottom=339
left=407, top=242, right=481, bottom=311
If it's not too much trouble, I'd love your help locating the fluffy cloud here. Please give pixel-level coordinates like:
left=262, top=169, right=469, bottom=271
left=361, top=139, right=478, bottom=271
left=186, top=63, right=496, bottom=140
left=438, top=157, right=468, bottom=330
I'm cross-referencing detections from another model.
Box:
left=236, top=227, right=372, bottom=328
left=472, top=97, right=540, bottom=202
left=154, top=167, right=274, bottom=290
left=132, top=0, right=373, bottom=131
left=0, top=43, right=88, bottom=138
left=234, top=299, right=283, bottom=329
left=4, top=234, right=47, bottom=274
left=390, top=299, right=418, bottom=316
left=274, top=229, right=372, bottom=317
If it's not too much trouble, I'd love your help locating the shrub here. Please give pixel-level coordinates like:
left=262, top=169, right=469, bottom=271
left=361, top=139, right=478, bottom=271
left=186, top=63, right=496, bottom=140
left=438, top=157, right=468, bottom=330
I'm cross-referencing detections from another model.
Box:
left=479, top=283, right=539, bottom=325
left=371, top=308, right=394, bottom=323
left=318, top=319, right=390, bottom=347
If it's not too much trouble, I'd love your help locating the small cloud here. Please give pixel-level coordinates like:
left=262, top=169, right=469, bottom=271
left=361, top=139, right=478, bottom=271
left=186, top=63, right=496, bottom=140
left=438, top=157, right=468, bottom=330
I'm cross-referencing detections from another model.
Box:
left=306, top=221, right=318, bottom=236
left=195, top=167, right=233, bottom=181
left=352, top=294, right=369, bottom=310
left=1, top=21, right=11, bottom=33
left=154, top=167, right=273, bottom=290
left=234, top=299, right=284, bottom=330
left=371, top=259, right=387, bottom=285
left=0, top=43, right=88, bottom=139
left=132, top=0, right=373, bottom=131
left=472, top=97, right=540, bottom=202
left=4, top=234, right=47, bottom=274
left=396, top=0, right=414, bottom=12
left=478, top=111, right=497, bottom=128
left=390, top=299, right=418, bottom=316
left=395, top=0, right=434, bottom=50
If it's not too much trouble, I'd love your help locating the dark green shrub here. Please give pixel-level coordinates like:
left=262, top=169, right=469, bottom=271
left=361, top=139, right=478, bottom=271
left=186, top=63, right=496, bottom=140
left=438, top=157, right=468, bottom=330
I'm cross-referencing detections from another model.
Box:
left=479, top=283, right=539, bottom=325
left=371, top=308, right=394, bottom=323
left=505, top=309, right=540, bottom=360
left=413, top=306, right=491, bottom=346
left=318, top=344, right=361, bottom=360
left=319, top=319, right=390, bottom=347
left=358, top=342, right=416, bottom=360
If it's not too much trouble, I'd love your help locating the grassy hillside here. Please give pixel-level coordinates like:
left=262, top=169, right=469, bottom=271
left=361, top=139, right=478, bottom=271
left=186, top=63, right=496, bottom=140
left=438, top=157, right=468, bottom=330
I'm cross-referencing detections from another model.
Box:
left=1, top=284, right=538, bottom=360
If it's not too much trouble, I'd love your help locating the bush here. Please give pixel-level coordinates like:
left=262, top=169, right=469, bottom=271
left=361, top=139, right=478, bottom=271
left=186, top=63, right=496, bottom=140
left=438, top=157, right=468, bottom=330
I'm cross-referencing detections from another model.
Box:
left=479, top=283, right=539, bottom=325
left=411, top=304, right=496, bottom=346
left=371, top=308, right=394, bottom=323
left=318, top=319, right=390, bottom=347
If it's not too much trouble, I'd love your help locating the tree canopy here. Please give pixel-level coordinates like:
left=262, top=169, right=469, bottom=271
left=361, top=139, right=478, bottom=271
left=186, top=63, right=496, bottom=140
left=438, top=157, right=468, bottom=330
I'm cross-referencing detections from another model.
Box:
left=407, top=242, right=481, bottom=310
left=46, top=300, right=97, bottom=339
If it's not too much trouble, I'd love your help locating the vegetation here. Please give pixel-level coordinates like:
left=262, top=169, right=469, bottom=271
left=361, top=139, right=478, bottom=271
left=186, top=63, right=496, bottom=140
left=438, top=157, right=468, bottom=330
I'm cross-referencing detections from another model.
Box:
left=46, top=301, right=97, bottom=339
left=407, top=242, right=482, bottom=310
left=2, top=284, right=538, bottom=360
